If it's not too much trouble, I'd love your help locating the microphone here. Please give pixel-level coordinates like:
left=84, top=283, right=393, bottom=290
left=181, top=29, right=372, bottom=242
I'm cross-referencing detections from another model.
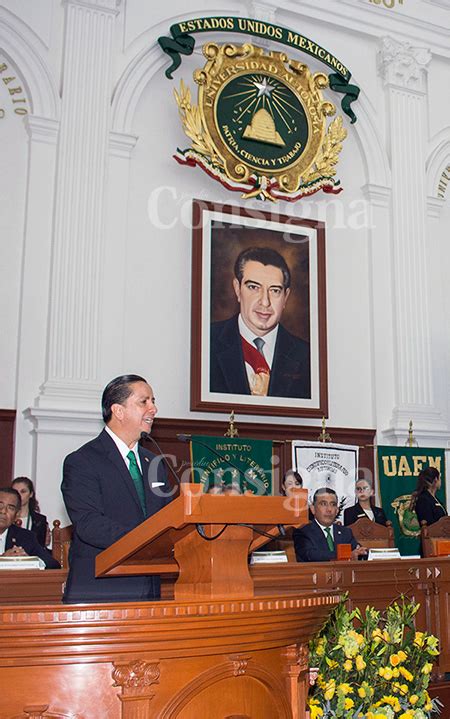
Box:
left=177, top=434, right=286, bottom=541
left=140, top=432, right=182, bottom=487
left=177, top=433, right=286, bottom=537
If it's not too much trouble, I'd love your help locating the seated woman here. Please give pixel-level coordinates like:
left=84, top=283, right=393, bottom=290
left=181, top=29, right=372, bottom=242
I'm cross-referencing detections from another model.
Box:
left=281, top=469, right=303, bottom=497
left=410, top=466, right=447, bottom=526
left=343, top=478, right=387, bottom=526
left=11, top=476, right=49, bottom=547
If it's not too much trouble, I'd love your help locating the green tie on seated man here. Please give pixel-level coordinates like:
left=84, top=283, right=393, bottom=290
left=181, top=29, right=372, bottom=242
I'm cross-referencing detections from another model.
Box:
left=293, top=487, right=368, bottom=562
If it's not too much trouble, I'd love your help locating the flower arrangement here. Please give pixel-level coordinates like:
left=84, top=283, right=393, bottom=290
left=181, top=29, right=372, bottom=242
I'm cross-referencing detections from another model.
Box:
left=308, top=598, right=441, bottom=719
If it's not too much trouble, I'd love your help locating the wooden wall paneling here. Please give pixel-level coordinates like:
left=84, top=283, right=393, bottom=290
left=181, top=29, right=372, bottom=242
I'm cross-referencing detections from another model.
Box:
left=0, top=409, right=16, bottom=483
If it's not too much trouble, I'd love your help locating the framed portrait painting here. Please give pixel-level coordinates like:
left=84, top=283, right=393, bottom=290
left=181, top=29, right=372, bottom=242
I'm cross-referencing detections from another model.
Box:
left=191, top=200, right=328, bottom=418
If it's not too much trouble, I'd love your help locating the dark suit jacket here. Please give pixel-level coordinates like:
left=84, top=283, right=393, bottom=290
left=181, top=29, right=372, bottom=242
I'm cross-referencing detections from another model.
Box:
left=293, top=520, right=359, bottom=562
left=4, top=524, right=60, bottom=568
left=210, top=315, right=311, bottom=398
left=415, top=490, right=447, bottom=527
left=30, top=511, right=48, bottom=547
left=61, top=429, right=172, bottom=603
left=343, top=502, right=387, bottom=526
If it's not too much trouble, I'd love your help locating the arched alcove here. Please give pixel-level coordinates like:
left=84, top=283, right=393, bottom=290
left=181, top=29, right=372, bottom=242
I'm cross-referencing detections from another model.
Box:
left=427, top=127, right=450, bottom=199
left=0, top=6, right=59, bottom=118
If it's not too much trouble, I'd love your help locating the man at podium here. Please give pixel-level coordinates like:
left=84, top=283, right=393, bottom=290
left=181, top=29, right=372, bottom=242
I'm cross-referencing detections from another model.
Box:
left=61, top=374, right=173, bottom=603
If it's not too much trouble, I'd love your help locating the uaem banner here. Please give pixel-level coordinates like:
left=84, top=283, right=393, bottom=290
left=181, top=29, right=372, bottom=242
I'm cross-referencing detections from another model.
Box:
left=377, top=447, right=446, bottom=556
left=291, top=441, right=359, bottom=520
left=190, top=435, right=273, bottom=494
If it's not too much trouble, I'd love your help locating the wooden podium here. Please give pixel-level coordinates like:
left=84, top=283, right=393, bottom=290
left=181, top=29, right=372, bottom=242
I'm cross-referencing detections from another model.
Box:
left=0, top=485, right=339, bottom=719
left=96, top=483, right=308, bottom=600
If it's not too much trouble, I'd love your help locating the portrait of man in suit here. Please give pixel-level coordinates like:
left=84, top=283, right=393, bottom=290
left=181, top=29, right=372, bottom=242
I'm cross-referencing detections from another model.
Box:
left=210, top=244, right=311, bottom=399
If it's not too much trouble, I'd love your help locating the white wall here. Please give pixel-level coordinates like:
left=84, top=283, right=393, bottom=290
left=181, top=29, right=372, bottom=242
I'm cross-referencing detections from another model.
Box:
left=0, top=0, right=449, bottom=523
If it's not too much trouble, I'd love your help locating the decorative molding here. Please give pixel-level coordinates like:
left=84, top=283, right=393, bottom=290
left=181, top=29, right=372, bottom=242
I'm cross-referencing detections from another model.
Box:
left=11, top=706, right=75, bottom=719
left=109, top=130, right=138, bottom=158
left=159, top=659, right=292, bottom=719
left=63, top=0, right=121, bottom=12
left=25, top=115, right=59, bottom=144
left=383, top=404, right=450, bottom=446
left=24, top=407, right=102, bottom=436
left=227, top=654, right=251, bottom=676
left=112, top=659, right=160, bottom=694
left=427, top=196, right=445, bottom=220
left=426, top=129, right=450, bottom=198
left=361, top=183, right=391, bottom=209
left=0, top=7, right=60, bottom=118
left=378, top=36, right=431, bottom=92
left=112, top=46, right=166, bottom=133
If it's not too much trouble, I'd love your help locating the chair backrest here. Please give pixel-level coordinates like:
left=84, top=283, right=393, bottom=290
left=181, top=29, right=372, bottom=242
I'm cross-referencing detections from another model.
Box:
left=420, top=516, right=450, bottom=557
left=52, top=520, right=73, bottom=568
left=347, top=517, right=395, bottom=548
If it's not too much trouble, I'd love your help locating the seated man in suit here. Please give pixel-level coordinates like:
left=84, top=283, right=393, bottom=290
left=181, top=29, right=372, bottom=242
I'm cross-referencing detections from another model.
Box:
left=210, top=246, right=311, bottom=398
left=0, top=487, right=60, bottom=568
left=293, top=487, right=368, bottom=562
left=61, top=374, right=173, bottom=603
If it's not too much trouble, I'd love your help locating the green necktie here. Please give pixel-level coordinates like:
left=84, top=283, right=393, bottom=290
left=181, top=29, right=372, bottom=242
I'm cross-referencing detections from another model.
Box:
left=127, top=450, right=146, bottom=515
left=325, top=526, right=334, bottom=552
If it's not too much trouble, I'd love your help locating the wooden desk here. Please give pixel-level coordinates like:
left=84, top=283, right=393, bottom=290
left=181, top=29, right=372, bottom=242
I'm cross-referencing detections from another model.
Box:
left=250, top=557, right=450, bottom=678
left=0, top=568, right=67, bottom=604
left=0, top=591, right=337, bottom=719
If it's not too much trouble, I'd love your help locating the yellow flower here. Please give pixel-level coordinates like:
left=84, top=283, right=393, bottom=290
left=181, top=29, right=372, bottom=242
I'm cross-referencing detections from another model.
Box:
left=409, top=695, right=418, bottom=705
left=337, top=682, right=353, bottom=695
left=310, top=705, right=324, bottom=719
left=316, top=638, right=326, bottom=656
left=325, top=657, right=339, bottom=669
left=344, top=659, right=353, bottom=671
left=358, top=687, right=367, bottom=698
left=425, top=701, right=433, bottom=711
left=390, top=654, right=400, bottom=666
left=413, top=631, right=425, bottom=648
left=383, top=668, right=393, bottom=680
left=392, top=668, right=400, bottom=678
left=397, top=650, right=407, bottom=662
left=398, top=712, right=414, bottom=719
left=422, top=662, right=433, bottom=675
left=398, top=666, right=413, bottom=682
left=344, top=698, right=355, bottom=710
left=356, top=654, right=366, bottom=671
left=323, top=679, right=335, bottom=701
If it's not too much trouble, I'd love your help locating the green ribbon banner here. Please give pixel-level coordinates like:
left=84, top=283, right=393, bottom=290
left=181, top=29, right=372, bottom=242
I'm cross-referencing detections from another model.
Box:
left=190, top=435, right=273, bottom=495
left=377, top=446, right=446, bottom=556
left=158, top=16, right=360, bottom=123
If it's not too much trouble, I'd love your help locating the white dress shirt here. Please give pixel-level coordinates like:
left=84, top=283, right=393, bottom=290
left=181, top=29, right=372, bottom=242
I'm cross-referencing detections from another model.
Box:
left=0, top=528, right=9, bottom=555
left=104, top=425, right=142, bottom=473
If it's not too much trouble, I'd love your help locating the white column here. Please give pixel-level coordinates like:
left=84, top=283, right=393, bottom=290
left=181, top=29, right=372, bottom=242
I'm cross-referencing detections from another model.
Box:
left=37, top=0, right=120, bottom=409
left=14, top=115, right=59, bottom=480
left=361, top=183, right=395, bottom=433
left=22, top=0, right=121, bottom=523
left=378, top=37, right=449, bottom=446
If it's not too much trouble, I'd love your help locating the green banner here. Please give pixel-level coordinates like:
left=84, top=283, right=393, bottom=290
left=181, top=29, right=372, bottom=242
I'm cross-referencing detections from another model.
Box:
left=158, top=17, right=360, bottom=122
left=190, top=435, right=273, bottom=494
left=377, top=446, right=446, bottom=556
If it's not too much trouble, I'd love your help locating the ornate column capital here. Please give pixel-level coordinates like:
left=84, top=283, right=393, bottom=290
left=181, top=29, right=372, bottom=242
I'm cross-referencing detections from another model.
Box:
left=378, top=37, right=431, bottom=92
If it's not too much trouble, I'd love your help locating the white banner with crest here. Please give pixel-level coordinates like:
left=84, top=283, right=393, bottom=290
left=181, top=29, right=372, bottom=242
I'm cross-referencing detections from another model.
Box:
left=291, top=441, right=359, bottom=520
